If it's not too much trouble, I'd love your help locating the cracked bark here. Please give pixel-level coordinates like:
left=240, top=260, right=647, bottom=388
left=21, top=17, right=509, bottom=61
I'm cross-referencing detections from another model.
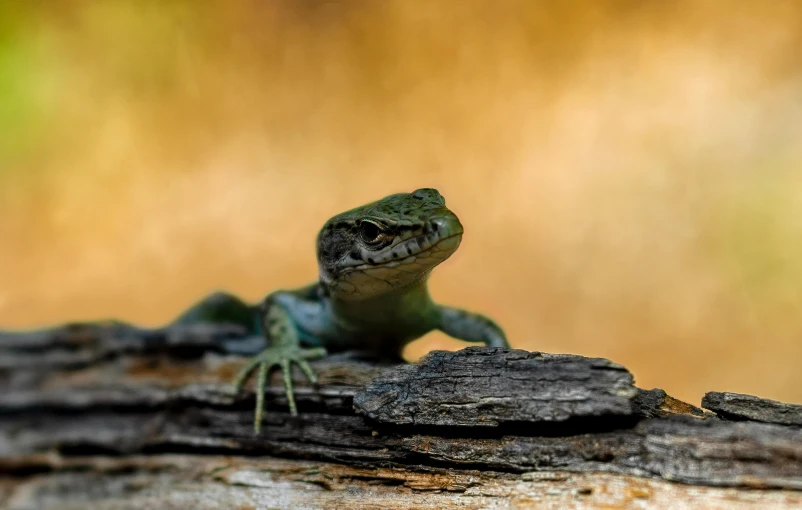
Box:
left=1, top=322, right=801, bottom=509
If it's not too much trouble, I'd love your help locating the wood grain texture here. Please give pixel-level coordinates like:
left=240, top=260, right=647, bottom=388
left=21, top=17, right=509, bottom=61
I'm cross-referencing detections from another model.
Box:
left=703, top=391, right=802, bottom=427
left=353, top=347, right=638, bottom=426
left=3, top=456, right=802, bottom=510
left=1, top=322, right=801, bottom=509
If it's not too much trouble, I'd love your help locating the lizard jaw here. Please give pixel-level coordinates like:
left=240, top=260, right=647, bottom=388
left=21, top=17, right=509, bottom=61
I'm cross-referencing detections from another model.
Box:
left=325, top=228, right=463, bottom=300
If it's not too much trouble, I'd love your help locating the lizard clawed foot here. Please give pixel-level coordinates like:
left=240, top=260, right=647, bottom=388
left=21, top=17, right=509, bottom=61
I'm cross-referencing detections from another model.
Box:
left=232, top=345, right=327, bottom=434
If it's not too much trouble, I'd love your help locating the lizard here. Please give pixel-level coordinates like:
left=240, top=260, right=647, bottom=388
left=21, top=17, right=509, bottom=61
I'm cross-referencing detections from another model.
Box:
left=172, top=188, right=509, bottom=433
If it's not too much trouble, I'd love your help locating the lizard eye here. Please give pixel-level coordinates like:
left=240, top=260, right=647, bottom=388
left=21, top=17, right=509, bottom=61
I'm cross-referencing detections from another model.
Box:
left=359, top=221, right=382, bottom=243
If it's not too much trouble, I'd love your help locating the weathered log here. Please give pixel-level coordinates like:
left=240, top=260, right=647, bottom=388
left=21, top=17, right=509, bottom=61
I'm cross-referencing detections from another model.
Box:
left=353, top=348, right=638, bottom=427
left=703, top=391, right=802, bottom=427
left=4, top=455, right=802, bottom=510
left=1, top=322, right=801, bottom=509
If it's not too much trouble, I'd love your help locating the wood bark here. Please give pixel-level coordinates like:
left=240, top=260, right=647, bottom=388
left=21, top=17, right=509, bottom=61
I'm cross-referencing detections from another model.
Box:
left=1, top=322, right=801, bottom=509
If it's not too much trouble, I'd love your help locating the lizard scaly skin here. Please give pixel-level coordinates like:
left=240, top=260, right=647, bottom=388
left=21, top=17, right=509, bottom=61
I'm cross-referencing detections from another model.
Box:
left=173, top=188, right=509, bottom=432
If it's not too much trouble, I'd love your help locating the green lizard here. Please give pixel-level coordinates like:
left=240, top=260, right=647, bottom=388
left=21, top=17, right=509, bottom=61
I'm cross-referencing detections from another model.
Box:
left=174, top=188, right=509, bottom=432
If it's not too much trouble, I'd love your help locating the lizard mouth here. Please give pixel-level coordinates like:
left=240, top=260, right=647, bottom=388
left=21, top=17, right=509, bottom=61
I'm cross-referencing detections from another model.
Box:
left=344, top=231, right=463, bottom=274
left=341, top=215, right=464, bottom=274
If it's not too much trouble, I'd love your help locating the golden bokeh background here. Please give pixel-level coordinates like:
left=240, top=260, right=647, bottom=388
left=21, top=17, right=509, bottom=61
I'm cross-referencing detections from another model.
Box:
left=2, top=1, right=801, bottom=405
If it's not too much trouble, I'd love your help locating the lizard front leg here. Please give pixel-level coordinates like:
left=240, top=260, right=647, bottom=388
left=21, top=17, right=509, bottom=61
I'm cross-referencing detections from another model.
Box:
left=232, top=293, right=327, bottom=433
left=437, top=306, right=510, bottom=348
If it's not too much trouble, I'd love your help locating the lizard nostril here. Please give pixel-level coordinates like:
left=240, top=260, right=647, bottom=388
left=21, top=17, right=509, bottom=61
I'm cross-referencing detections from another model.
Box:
left=429, top=218, right=449, bottom=236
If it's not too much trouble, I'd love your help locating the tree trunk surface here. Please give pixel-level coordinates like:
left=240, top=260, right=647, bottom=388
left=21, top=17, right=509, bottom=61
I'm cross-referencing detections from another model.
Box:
left=1, top=322, right=801, bottom=509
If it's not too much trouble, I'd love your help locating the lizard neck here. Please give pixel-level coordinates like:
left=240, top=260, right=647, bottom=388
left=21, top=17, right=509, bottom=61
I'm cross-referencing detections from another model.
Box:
left=327, top=278, right=439, bottom=334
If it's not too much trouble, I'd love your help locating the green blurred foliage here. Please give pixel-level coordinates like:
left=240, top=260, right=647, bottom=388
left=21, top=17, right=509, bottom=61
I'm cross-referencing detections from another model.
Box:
left=0, top=5, right=46, bottom=168
left=711, top=167, right=802, bottom=310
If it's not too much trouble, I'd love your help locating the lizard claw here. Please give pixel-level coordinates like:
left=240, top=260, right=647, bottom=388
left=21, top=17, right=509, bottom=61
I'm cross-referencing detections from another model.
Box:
left=232, top=345, right=327, bottom=434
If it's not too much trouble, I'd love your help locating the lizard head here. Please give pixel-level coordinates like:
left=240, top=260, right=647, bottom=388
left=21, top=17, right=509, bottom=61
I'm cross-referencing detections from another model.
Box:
left=316, top=188, right=463, bottom=300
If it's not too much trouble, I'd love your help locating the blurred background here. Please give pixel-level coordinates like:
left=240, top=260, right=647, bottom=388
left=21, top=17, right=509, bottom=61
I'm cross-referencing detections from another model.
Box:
left=1, top=1, right=801, bottom=405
